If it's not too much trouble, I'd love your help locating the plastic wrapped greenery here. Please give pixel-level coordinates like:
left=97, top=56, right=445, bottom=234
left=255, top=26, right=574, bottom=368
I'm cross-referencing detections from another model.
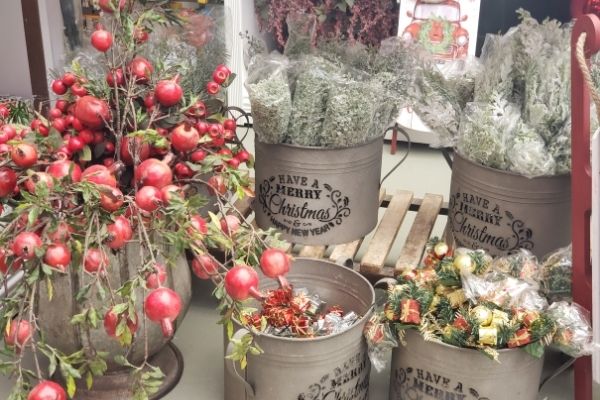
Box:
left=246, top=32, right=406, bottom=148
left=246, top=53, right=292, bottom=144
left=287, top=56, right=338, bottom=146
left=456, top=99, right=518, bottom=170
left=415, top=11, right=572, bottom=177
left=540, top=245, right=572, bottom=303
left=320, top=77, right=396, bottom=148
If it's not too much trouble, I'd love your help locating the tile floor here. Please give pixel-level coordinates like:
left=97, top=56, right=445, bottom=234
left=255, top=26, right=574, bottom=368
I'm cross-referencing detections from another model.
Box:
left=0, top=137, right=596, bottom=399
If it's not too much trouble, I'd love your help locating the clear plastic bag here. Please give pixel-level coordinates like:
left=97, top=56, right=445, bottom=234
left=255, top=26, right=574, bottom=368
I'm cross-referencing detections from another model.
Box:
left=462, top=269, right=547, bottom=310
left=456, top=98, right=520, bottom=170
left=548, top=302, right=593, bottom=358
left=491, top=249, right=540, bottom=283
left=320, top=76, right=396, bottom=148
left=364, top=312, right=398, bottom=372
left=540, top=245, right=572, bottom=303
left=287, top=56, right=338, bottom=147
left=245, top=53, right=292, bottom=144
left=506, top=124, right=556, bottom=177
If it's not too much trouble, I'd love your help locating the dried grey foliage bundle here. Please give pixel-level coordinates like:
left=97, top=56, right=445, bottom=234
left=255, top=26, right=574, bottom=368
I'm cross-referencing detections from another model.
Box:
left=247, top=37, right=409, bottom=148
left=246, top=54, right=293, bottom=144
left=419, top=10, right=572, bottom=177
left=320, top=79, right=396, bottom=148
left=287, top=56, right=338, bottom=146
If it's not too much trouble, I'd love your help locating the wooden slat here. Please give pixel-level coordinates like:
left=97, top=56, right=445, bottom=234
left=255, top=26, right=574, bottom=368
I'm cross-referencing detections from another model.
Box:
left=395, top=193, right=443, bottom=273
left=360, top=191, right=414, bottom=276
left=298, top=245, right=327, bottom=259
left=329, top=188, right=387, bottom=264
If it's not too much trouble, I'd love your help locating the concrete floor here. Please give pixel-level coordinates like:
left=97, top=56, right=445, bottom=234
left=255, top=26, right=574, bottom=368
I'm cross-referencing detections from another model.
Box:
left=0, top=138, right=595, bottom=399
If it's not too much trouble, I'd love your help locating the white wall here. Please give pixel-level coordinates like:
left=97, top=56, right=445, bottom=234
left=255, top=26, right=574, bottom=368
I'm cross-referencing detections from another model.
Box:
left=0, top=1, right=33, bottom=98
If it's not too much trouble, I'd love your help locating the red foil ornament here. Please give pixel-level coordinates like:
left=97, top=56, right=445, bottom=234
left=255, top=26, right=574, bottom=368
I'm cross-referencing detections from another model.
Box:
left=400, top=299, right=421, bottom=325
left=508, top=328, right=532, bottom=348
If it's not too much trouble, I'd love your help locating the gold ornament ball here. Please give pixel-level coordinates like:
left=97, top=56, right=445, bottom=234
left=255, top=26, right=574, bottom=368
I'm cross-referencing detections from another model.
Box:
left=433, top=242, right=449, bottom=259
left=453, top=254, right=473, bottom=272
left=470, top=305, right=493, bottom=326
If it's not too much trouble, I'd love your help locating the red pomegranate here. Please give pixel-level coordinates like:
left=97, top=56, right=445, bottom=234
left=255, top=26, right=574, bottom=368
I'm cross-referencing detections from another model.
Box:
left=120, top=136, right=151, bottom=165
left=4, top=319, right=32, bottom=349
left=104, top=308, right=138, bottom=339
left=98, top=0, right=126, bottom=13
left=134, top=158, right=172, bottom=188
left=11, top=143, right=38, bottom=168
left=207, top=175, right=226, bottom=196
left=260, top=248, right=291, bottom=288
left=0, top=167, right=17, bottom=197
left=46, top=222, right=73, bottom=243
left=145, top=262, right=167, bottom=289
left=46, top=160, right=82, bottom=182
left=81, top=165, right=117, bottom=187
left=191, top=254, right=218, bottom=280
left=84, top=248, right=109, bottom=274
left=128, top=57, right=153, bottom=83
left=99, top=186, right=124, bottom=212
left=44, top=244, right=71, bottom=272
left=144, top=287, right=182, bottom=338
left=220, top=215, right=240, bottom=236
left=75, top=96, right=110, bottom=129
left=160, top=184, right=183, bottom=204
left=25, top=172, right=54, bottom=194
left=91, top=28, right=113, bottom=52
left=27, top=380, right=67, bottom=400
left=170, top=123, right=199, bottom=152
left=12, top=232, right=42, bottom=260
left=106, top=68, right=125, bottom=87
left=224, top=265, right=263, bottom=301
left=135, top=185, right=163, bottom=212
left=155, top=77, right=183, bottom=107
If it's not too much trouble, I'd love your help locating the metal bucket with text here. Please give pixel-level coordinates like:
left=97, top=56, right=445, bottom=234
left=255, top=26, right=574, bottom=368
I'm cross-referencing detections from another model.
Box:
left=390, top=329, right=544, bottom=400
left=254, top=137, right=384, bottom=245
left=449, top=153, right=571, bottom=258
left=224, top=258, right=375, bottom=400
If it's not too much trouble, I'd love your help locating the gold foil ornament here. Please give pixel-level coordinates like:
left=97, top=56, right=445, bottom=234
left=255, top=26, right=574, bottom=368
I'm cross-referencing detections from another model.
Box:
left=471, top=305, right=493, bottom=326
left=478, top=326, right=498, bottom=346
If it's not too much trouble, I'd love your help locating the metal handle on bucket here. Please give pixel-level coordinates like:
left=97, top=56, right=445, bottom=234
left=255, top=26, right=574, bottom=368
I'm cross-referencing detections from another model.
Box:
left=381, top=125, right=411, bottom=185
left=225, top=329, right=256, bottom=398
left=441, top=148, right=454, bottom=169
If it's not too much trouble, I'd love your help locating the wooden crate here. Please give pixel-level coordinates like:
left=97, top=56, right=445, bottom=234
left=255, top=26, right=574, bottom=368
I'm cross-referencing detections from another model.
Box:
left=232, top=188, right=449, bottom=282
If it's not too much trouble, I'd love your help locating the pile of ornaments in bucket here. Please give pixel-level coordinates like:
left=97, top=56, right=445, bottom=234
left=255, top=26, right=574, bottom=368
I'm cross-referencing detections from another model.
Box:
left=365, top=239, right=593, bottom=369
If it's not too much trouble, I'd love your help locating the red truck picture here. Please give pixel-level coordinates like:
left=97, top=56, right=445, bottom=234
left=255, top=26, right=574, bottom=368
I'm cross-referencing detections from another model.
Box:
left=401, top=0, right=469, bottom=60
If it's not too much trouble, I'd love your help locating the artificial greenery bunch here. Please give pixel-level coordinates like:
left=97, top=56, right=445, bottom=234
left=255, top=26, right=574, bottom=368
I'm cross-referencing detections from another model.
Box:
left=412, top=11, right=572, bottom=178
left=0, top=1, right=291, bottom=399
left=364, top=239, right=592, bottom=371
left=246, top=23, right=418, bottom=148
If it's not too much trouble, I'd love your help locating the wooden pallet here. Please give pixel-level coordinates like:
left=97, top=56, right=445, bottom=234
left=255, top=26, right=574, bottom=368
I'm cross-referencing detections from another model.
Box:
left=232, top=188, right=449, bottom=282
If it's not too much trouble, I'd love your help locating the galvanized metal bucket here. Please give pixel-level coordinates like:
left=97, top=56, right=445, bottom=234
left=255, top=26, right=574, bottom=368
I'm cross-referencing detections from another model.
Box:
left=390, top=329, right=544, bottom=400
left=224, top=258, right=375, bottom=400
left=449, top=153, right=571, bottom=258
left=254, top=135, right=406, bottom=245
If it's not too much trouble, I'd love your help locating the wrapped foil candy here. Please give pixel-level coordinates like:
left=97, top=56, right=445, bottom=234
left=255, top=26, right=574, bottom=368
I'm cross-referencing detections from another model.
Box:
left=256, top=286, right=360, bottom=339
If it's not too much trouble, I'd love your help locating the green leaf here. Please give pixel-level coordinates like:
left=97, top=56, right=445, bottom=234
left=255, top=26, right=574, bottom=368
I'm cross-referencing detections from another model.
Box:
left=66, top=375, right=76, bottom=398
left=80, top=145, right=92, bottom=162
left=226, top=320, right=233, bottom=339
left=48, top=355, right=57, bottom=377
left=86, top=371, right=93, bottom=390
left=46, top=275, right=53, bottom=301
left=114, top=355, right=129, bottom=366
